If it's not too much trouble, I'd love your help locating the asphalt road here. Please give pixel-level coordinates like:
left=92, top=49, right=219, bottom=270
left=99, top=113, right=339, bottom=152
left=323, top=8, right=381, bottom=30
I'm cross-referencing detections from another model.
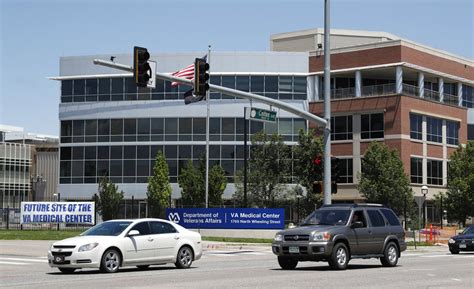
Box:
left=0, top=241, right=473, bottom=289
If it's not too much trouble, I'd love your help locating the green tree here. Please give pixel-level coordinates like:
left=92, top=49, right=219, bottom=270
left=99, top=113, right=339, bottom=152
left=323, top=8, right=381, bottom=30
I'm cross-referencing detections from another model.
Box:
left=96, top=176, right=124, bottom=221
left=179, top=160, right=205, bottom=207
left=147, top=151, right=172, bottom=218
left=446, top=141, right=474, bottom=226
left=179, top=157, right=226, bottom=207
left=234, top=132, right=291, bottom=207
left=357, top=142, right=413, bottom=215
left=208, top=165, right=227, bottom=207
left=293, top=129, right=324, bottom=210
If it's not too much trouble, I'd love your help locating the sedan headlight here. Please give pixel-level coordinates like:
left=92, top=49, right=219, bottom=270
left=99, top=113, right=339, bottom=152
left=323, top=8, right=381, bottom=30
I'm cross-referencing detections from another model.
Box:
left=312, top=232, right=331, bottom=242
left=274, top=234, right=283, bottom=242
left=78, top=243, right=99, bottom=252
left=448, top=238, right=456, bottom=244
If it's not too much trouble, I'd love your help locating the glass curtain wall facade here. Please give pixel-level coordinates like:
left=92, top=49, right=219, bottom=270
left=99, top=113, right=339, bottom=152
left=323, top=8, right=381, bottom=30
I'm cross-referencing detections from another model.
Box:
left=61, top=75, right=307, bottom=103
left=59, top=75, right=308, bottom=191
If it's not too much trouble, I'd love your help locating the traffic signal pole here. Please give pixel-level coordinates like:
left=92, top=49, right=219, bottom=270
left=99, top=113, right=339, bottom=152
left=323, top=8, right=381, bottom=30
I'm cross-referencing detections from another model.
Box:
left=323, top=0, right=332, bottom=205
left=93, top=59, right=328, bottom=127
left=205, top=46, right=211, bottom=208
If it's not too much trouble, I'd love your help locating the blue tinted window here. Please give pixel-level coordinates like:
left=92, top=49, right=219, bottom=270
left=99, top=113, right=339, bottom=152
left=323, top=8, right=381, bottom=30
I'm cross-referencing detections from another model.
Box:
left=410, top=114, right=423, bottom=140
left=367, top=210, right=385, bottom=227
left=446, top=120, right=459, bottom=145
left=427, top=117, right=442, bottom=143
left=251, top=76, right=264, bottom=92
left=380, top=209, right=401, bottom=226
left=62, top=80, right=73, bottom=96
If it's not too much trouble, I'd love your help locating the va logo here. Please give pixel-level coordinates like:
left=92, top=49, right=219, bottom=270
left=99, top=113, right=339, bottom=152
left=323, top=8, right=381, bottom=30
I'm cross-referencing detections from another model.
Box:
left=168, top=212, right=180, bottom=223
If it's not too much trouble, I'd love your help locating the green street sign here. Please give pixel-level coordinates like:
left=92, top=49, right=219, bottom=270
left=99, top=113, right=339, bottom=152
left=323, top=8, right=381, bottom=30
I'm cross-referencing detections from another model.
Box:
left=247, top=107, right=277, bottom=123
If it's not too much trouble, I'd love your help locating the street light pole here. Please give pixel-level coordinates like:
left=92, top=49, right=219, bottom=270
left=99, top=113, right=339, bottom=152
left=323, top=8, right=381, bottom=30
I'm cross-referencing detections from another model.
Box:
left=54, top=193, right=61, bottom=231
left=421, top=185, right=428, bottom=229
left=323, top=0, right=332, bottom=205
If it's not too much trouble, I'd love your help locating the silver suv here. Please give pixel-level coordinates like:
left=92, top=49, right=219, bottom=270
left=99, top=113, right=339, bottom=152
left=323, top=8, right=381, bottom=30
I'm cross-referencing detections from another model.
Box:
left=272, top=204, right=406, bottom=270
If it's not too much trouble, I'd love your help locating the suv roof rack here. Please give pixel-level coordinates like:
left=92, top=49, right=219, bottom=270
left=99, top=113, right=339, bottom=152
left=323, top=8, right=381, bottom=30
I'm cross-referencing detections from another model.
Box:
left=320, top=203, right=384, bottom=208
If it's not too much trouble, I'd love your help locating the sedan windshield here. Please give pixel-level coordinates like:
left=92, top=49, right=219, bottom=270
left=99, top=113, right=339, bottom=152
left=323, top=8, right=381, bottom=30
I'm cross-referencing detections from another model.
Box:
left=462, top=226, right=474, bottom=235
left=301, top=209, right=351, bottom=226
left=81, top=221, right=132, bottom=236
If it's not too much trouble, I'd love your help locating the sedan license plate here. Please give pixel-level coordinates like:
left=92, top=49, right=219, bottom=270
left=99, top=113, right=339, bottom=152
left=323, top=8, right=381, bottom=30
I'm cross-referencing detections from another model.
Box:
left=459, top=244, right=467, bottom=249
left=289, top=246, right=300, bottom=254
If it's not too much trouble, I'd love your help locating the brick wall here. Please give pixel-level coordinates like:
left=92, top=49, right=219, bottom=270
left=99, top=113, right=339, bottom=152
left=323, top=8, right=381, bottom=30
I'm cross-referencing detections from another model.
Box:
left=309, top=44, right=473, bottom=81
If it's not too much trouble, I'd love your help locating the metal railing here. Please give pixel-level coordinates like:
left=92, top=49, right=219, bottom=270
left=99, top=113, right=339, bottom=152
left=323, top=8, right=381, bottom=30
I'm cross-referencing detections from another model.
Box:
left=362, top=83, right=397, bottom=97
left=324, top=83, right=460, bottom=106
left=444, top=93, right=460, bottom=106
left=331, top=87, right=355, bottom=99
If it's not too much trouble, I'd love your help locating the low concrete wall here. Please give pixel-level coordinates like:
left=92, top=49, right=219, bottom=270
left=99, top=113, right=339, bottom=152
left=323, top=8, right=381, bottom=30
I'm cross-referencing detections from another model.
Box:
left=191, top=229, right=279, bottom=239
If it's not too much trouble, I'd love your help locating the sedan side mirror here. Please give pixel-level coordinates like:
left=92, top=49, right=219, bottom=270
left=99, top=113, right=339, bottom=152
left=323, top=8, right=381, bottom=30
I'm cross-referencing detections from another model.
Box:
left=128, top=230, right=140, bottom=237
left=350, top=221, right=364, bottom=229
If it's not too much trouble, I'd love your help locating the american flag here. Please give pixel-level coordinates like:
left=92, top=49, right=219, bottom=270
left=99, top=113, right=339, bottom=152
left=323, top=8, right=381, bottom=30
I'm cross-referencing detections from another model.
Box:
left=171, top=55, right=207, bottom=86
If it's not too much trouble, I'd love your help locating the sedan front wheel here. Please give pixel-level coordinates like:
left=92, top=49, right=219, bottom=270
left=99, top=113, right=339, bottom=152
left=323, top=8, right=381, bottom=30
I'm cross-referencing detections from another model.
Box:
left=100, top=248, right=121, bottom=273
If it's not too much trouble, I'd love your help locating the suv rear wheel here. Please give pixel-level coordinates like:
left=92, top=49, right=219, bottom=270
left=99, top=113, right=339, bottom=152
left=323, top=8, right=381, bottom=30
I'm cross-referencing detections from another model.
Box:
left=277, top=256, right=298, bottom=270
left=328, top=243, right=349, bottom=270
left=380, top=242, right=399, bottom=267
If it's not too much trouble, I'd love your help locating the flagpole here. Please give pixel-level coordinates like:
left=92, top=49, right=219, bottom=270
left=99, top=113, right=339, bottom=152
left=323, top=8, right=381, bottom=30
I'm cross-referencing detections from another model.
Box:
left=205, top=45, right=211, bottom=208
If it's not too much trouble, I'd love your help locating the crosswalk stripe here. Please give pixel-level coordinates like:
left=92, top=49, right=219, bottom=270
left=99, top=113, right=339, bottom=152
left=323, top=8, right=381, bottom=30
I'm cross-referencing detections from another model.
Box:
left=0, top=261, right=29, bottom=265
left=0, top=257, right=48, bottom=263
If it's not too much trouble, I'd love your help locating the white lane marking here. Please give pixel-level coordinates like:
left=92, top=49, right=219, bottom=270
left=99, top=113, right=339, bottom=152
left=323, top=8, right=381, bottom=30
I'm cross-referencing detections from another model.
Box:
left=0, top=257, right=48, bottom=263
left=403, top=253, right=423, bottom=257
left=427, top=273, right=436, bottom=277
left=0, top=261, right=29, bottom=265
left=451, top=278, right=462, bottom=282
left=206, top=254, right=237, bottom=257
left=419, top=254, right=451, bottom=258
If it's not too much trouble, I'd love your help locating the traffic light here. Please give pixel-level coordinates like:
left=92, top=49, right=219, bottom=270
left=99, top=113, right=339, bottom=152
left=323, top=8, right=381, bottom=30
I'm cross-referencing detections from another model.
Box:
left=194, top=58, right=210, bottom=97
left=331, top=157, right=341, bottom=194
left=133, top=46, right=151, bottom=87
left=331, top=157, right=341, bottom=183
left=313, top=181, right=322, bottom=194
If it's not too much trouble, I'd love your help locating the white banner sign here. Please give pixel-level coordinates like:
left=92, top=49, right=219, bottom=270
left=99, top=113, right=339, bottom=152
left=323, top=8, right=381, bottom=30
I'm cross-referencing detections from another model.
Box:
left=20, top=202, right=95, bottom=224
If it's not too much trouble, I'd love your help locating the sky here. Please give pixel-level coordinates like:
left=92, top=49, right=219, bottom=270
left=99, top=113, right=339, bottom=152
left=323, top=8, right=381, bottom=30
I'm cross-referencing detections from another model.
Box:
left=1, top=0, right=473, bottom=136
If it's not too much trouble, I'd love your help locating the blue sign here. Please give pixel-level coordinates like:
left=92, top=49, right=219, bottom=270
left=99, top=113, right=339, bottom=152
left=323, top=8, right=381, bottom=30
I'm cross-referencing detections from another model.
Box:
left=166, top=208, right=285, bottom=229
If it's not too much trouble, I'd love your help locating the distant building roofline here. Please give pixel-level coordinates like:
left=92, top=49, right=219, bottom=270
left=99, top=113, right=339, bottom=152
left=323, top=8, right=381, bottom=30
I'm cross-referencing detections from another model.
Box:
left=272, top=28, right=473, bottom=65
left=270, top=28, right=400, bottom=41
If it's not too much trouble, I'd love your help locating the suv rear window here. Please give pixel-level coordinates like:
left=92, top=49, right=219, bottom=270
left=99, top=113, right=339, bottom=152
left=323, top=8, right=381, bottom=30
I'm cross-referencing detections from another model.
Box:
left=367, top=210, right=386, bottom=227
left=380, top=209, right=401, bottom=226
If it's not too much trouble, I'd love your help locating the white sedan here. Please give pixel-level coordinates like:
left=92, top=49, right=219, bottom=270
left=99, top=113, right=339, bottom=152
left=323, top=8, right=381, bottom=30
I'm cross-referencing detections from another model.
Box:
left=48, top=218, right=202, bottom=273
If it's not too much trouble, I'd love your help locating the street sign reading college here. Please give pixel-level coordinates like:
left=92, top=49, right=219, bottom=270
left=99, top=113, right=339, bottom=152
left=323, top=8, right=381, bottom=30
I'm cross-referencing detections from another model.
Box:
left=166, top=208, right=284, bottom=229
left=246, top=107, right=277, bottom=123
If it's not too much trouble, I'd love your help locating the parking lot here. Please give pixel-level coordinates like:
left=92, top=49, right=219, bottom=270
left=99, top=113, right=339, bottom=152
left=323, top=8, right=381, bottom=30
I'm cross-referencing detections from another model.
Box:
left=0, top=240, right=473, bottom=289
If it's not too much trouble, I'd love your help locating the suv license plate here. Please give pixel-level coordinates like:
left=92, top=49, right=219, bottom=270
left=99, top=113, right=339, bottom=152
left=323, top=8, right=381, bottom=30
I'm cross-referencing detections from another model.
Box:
left=459, top=244, right=467, bottom=249
left=289, top=246, right=300, bottom=253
